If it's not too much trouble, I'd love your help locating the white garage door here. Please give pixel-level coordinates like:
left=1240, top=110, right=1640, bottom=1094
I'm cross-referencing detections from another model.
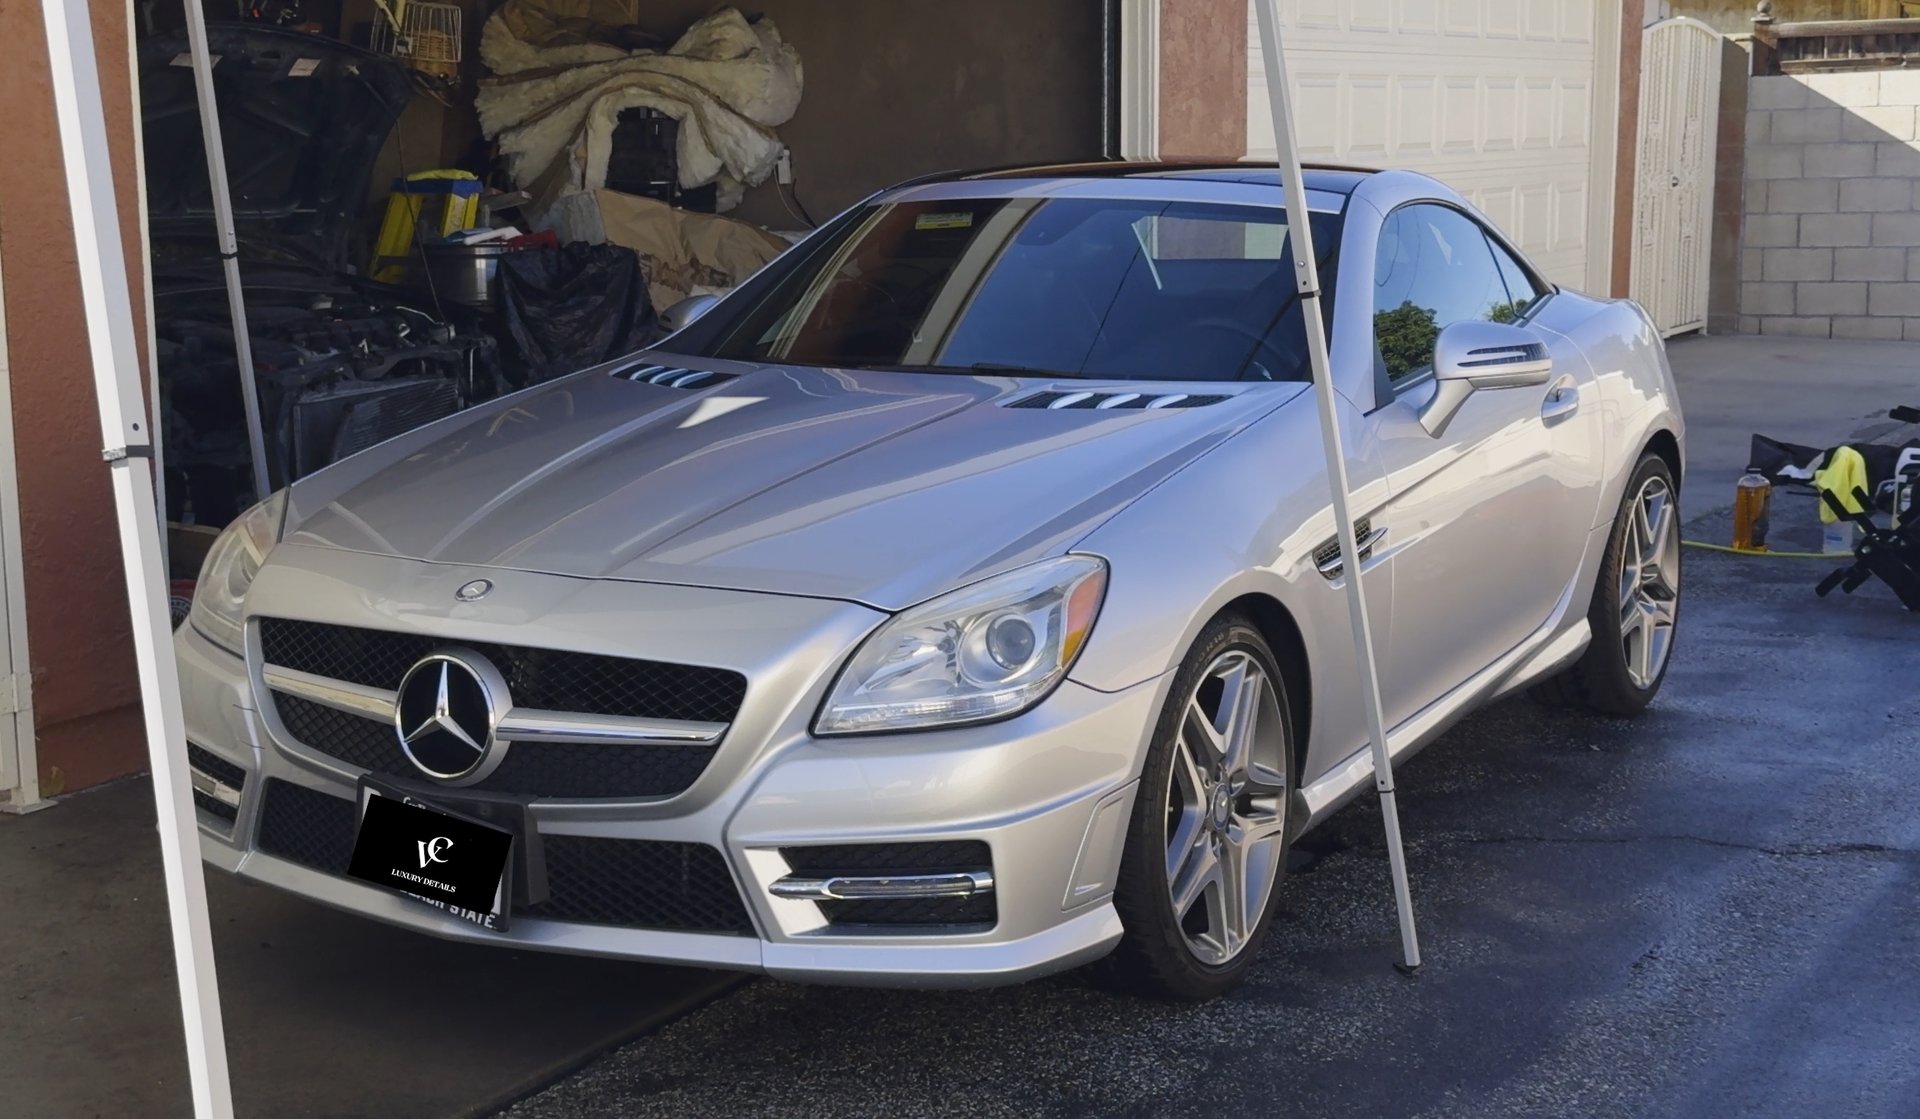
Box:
left=1247, top=0, right=1605, bottom=289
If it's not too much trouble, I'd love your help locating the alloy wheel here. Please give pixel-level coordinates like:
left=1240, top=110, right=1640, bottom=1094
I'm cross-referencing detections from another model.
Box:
left=1164, top=650, right=1289, bottom=966
left=1618, top=475, right=1680, bottom=690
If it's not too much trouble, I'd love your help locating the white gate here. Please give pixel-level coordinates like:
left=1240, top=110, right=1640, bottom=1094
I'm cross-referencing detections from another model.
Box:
left=1631, top=17, right=1722, bottom=337
left=0, top=244, right=40, bottom=813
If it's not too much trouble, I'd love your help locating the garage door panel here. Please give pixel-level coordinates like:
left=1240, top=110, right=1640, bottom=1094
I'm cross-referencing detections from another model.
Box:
left=1247, top=0, right=1597, bottom=285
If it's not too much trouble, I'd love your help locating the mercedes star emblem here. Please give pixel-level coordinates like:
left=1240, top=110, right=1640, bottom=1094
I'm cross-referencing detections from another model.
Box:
left=393, top=650, right=510, bottom=783
left=455, top=579, right=494, bottom=602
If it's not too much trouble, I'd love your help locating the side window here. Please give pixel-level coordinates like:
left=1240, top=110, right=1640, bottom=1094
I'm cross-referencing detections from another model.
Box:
left=1371, top=204, right=1515, bottom=384
left=1487, top=237, right=1547, bottom=322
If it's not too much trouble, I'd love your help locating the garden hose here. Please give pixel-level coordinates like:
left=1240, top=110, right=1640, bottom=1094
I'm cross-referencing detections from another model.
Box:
left=1682, top=540, right=1836, bottom=560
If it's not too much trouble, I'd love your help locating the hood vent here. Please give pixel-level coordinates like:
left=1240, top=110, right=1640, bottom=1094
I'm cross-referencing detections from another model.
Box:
left=1004, top=390, right=1231, bottom=411
left=611, top=363, right=737, bottom=391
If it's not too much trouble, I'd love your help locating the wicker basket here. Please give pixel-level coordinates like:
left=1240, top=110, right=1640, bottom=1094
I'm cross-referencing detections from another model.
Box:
left=371, top=1, right=461, bottom=80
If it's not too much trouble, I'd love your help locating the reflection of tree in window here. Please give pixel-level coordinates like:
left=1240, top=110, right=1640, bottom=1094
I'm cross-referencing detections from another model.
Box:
left=1375, top=301, right=1438, bottom=380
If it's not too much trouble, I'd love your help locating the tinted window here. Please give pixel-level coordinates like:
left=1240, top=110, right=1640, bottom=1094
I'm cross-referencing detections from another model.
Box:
left=685, top=198, right=1342, bottom=382
left=1488, top=236, right=1547, bottom=319
left=1371, top=204, right=1518, bottom=383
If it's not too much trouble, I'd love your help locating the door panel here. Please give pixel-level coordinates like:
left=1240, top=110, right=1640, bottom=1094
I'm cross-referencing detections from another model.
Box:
left=1360, top=204, right=1599, bottom=727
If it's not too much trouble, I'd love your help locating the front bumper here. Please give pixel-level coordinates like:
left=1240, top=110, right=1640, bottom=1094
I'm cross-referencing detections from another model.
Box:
left=177, top=557, right=1156, bottom=988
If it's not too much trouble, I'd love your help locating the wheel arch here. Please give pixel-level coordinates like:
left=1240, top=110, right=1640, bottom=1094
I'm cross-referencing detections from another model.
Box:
left=1215, top=592, right=1313, bottom=787
left=1645, top=427, right=1682, bottom=490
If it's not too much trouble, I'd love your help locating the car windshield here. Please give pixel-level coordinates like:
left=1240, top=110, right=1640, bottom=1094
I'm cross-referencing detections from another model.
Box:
left=681, top=196, right=1341, bottom=382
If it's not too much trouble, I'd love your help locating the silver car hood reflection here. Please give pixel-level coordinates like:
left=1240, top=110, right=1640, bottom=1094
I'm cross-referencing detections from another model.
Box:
left=283, top=360, right=1301, bottom=609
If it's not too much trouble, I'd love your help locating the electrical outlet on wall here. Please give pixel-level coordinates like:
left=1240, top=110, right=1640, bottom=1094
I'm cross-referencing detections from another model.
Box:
left=777, top=148, right=794, bottom=186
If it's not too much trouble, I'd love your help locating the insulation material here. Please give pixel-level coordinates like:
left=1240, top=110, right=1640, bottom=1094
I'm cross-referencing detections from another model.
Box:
left=542, top=189, right=790, bottom=310
left=477, top=4, right=802, bottom=212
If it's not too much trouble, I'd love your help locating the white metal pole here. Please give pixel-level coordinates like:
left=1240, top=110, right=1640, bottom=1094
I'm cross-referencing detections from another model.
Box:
left=1252, top=0, right=1421, bottom=972
left=126, top=0, right=169, bottom=574
left=39, top=1, right=238, bottom=1114
left=183, top=0, right=273, bottom=501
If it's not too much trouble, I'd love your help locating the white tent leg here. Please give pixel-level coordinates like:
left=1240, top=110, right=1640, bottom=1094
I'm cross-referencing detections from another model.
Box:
left=39, top=0, right=237, bottom=1114
left=183, top=0, right=272, bottom=501
left=1252, top=0, right=1421, bottom=972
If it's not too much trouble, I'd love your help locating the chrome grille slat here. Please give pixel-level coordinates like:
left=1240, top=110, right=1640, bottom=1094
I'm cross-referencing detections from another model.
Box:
left=262, top=664, right=727, bottom=747
left=256, top=618, right=747, bottom=800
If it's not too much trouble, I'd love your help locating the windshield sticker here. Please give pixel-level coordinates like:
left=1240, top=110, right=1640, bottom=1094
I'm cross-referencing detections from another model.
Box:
left=290, top=57, right=322, bottom=78
left=170, top=53, right=221, bottom=67
left=916, top=213, right=975, bottom=231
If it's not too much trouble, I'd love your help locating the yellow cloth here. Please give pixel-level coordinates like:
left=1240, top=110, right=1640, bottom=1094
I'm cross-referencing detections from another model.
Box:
left=1814, top=445, right=1869, bottom=523
left=371, top=171, right=482, bottom=283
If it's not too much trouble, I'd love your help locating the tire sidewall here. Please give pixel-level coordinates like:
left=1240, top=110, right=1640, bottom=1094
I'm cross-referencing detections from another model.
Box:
left=1589, top=455, right=1682, bottom=709
left=1107, top=615, right=1296, bottom=999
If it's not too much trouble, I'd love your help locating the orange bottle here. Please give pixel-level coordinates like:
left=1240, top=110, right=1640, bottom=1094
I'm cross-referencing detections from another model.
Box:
left=1733, top=470, right=1772, bottom=552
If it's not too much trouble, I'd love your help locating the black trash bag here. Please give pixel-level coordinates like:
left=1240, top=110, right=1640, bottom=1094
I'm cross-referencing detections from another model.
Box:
left=496, top=242, right=656, bottom=386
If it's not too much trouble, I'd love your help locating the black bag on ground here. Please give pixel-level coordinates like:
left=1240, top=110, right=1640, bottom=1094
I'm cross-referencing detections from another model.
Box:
left=495, top=243, right=656, bottom=386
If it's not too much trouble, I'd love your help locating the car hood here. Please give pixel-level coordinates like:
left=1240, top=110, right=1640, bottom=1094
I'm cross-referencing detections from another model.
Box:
left=139, top=24, right=414, bottom=271
left=283, top=357, right=1302, bottom=609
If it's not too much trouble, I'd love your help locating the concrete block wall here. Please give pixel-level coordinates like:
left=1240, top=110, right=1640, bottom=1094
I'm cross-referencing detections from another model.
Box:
left=1741, top=70, right=1920, bottom=340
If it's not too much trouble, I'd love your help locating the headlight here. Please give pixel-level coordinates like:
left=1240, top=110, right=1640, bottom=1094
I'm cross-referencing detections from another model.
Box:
left=814, top=555, right=1108, bottom=736
left=187, top=491, right=287, bottom=656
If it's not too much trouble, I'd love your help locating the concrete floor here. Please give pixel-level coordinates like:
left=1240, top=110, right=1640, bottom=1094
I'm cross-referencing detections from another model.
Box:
left=3, top=333, right=1915, bottom=1118
left=0, top=778, right=739, bottom=1118
left=1663, top=332, right=1919, bottom=517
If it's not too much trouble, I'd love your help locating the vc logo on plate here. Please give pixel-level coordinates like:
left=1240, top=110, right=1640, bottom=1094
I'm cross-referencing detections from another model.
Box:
left=417, top=836, right=454, bottom=869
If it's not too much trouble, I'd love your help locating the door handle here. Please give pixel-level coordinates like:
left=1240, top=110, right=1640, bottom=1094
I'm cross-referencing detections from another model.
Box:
left=1315, top=525, right=1389, bottom=578
left=1541, top=376, right=1580, bottom=424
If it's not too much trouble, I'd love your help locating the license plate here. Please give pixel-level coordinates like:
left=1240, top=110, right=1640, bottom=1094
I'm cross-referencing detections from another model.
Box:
left=348, top=784, right=513, bottom=932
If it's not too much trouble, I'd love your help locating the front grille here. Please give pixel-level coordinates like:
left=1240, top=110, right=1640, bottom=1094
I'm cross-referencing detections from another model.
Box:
left=783, top=841, right=992, bottom=875
left=187, top=743, right=246, bottom=826
left=817, top=895, right=997, bottom=927
left=522, top=835, right=752, bottom=932
left=782, top=841, right=997, bottom=930
left=256, top=778, right=358, bottom=874
left=258, top=617, right=748, bottom=723
left=258, top=617, right=746, bottom=800
left=254, top=779, right=752, bottom=933
left=272, top=692, right=716, bottom=799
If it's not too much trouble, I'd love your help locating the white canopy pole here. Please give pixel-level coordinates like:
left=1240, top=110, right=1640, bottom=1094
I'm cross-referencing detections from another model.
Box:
left=39, top=0, right=237, bottom=1114
left=1252, top=0, right=1421, bottom=972
left=183, top=0, right=273, bottom=500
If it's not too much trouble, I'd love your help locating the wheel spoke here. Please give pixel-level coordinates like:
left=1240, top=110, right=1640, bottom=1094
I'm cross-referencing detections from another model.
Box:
left=1620, top=580, right=1642, bottom=629
left=1170, top=836, right=1220, bottom=920
left=1645, top=623, right=1672, bottom=683
left=1218, top=661, right=1264, bottom=778
left=1630, top=606, right=1656, bottom=685
left=1182, top=697, right=1226, bottom=770
left=1215, top=835, right=1249, bottom=956
left=1227, top=814, right=1286, bottom=950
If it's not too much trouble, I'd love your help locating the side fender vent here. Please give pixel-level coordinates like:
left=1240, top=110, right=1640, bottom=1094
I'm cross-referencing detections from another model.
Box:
left=1004, top=390, right=1233, bottom=411
left=611, top=363, right=737, bottom=391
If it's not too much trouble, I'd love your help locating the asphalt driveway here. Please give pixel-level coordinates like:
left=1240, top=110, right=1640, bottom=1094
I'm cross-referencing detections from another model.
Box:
left=5, top=335, right=1915, bottom=1118
left=499, top=348, right=1920, bottom=1118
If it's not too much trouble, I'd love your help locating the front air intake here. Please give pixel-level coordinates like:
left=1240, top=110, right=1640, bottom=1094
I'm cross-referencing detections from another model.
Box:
left=1004, top=389, right=1230, bottom=410
left=609, top=362, right=736, bottom=390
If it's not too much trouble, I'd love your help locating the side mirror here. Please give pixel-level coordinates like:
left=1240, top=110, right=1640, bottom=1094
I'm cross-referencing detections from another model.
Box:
left=1419, top=320, right=1554, bottom=438
left=659, top=293, right=721, bottom=335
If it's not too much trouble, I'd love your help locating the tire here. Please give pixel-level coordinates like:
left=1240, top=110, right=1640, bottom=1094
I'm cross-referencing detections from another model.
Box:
left=1540, top=452, right=1681, bottom=716
left=1093, top=614, right=1296, bottom=1001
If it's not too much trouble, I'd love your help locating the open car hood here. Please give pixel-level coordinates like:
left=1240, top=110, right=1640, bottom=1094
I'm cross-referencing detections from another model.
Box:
left=138, top=24, right=414, bottom=271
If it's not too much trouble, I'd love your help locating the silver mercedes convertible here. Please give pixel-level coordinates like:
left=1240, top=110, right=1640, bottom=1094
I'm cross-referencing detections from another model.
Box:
left=178, top=163, right=1684, bottom=1000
